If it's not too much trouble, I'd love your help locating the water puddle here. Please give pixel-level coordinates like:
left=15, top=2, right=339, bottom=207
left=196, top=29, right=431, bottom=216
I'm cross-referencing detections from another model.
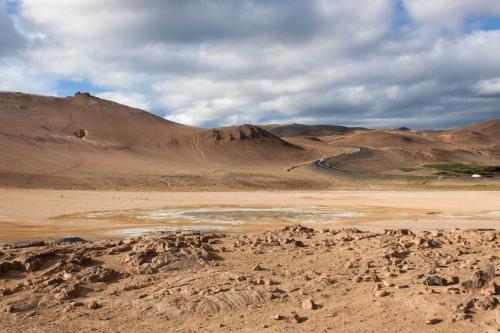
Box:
left=80, top=207, right=364, bottom=236
left=484, top=211, right=500, bottom=218
left=133, top=208, right=362, bottom=224
left=61, top=206, right=499, bottom=238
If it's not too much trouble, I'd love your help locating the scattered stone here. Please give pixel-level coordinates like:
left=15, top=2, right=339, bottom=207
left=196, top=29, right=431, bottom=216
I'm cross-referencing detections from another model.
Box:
left=474, top=296, right=498, bottom=311
left=395, top=284, right=409, bottom=289
left=423, top=275, right=448, bottom=286
left=264, top=278, right=277, bottom=286
left=444, top=276, right=459, bottom=285
left=74, top=128, right=88, bottom=139
left=426, top=318, right=441, bottom=325
left=461, top=265, right=496, bottom=291
left=88, top=300, right=101, bottom=310
left=253, top=264, right=264, bottom=271
left=374, top=290, right=390, bottom=297
left=289, top=313, right=307, bottom=324
left=382, top=280, right=393, bottom=287
left=0, top=228, right=498, bottom=331
left=302, top=299, right=316, bottom=310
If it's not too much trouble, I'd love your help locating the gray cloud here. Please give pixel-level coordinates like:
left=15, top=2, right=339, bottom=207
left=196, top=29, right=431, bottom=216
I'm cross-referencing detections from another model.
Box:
left=0, top=0, right=499, bottom=129
left=0, top=3, right=24, bottom=56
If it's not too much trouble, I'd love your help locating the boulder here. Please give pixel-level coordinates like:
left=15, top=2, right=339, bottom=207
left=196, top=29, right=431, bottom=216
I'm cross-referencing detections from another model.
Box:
left=74, top=128, right=88, bottom=139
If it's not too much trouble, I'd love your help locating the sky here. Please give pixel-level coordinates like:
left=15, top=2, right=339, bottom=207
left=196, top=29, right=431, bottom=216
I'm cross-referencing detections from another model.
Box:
left=1, top=0, right=500, bottom=129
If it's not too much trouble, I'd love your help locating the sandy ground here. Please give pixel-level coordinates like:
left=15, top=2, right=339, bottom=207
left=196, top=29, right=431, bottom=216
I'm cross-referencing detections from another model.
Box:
left=0, top=189, right=499, bottom=332
left=0, top=189, right=499, bottom=242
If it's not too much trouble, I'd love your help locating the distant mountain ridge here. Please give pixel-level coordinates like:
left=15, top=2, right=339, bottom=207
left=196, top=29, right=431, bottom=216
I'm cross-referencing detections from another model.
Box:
left=262, top=123, right=368, bottom=137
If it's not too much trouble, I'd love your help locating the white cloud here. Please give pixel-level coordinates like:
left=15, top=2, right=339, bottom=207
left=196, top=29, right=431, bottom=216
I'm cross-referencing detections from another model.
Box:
left=404, top=0, right=500, bottom=32
left=0, top=0, right=499, bottom=129
left=96, top=92, right=151, bottom=110
left=473, top=78, right=500, bottom=96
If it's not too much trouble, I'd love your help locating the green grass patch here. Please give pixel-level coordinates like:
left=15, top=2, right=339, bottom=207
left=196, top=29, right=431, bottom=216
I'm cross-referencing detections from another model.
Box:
left=400, top=167, right=418, bottom=172
left=423, top=163, right=500, bottom=177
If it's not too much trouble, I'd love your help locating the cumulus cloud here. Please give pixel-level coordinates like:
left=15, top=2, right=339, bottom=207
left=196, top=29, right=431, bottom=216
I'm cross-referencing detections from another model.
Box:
left=473, top=78, right=500, bottom=97
left=0, top=0, right=499, bottom=129
left=96, top=91, right=151, bottom=110
left=403, top=0, right=500, bottom=32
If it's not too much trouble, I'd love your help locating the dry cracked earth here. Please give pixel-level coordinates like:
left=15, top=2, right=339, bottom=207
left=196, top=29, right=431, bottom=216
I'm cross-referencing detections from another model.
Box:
left=0, top=226, right=499, bottom=332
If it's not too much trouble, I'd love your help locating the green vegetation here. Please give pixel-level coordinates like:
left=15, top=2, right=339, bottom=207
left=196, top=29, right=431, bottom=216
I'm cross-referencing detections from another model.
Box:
left=400, top=167, right=417, bottom=172
left=423, top=163, right=500, bottom=177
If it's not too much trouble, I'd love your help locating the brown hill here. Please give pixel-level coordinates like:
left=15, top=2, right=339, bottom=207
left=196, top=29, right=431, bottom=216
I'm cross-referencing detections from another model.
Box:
left=0, top=91, right=498, bottom=189
left=331, top=130, right=433, bottom=149
left=0, top=92, right=316, bottom=189
left=0, top=92, right=199, bottom=145
left=450, top=119, right=500, bottom=139
left=316, top=121, right=500, bottom=175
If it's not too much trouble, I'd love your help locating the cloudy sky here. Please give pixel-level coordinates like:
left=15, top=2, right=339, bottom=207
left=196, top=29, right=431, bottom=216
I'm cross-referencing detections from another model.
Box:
left=1, top=0, right=500, bottom=129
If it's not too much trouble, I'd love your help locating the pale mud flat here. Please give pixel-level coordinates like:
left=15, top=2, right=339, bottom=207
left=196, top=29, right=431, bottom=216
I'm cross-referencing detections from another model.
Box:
left=0, top=189, right=499, bottom=242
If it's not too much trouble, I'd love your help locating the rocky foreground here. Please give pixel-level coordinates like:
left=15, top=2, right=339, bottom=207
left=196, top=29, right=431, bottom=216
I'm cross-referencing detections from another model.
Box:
left=0, top=226, right=499, bottom=332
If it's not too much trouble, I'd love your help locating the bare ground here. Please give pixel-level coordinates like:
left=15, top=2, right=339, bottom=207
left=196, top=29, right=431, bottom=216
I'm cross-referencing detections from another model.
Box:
left=0, top=226, right=498, bottom=332
left=0, top=189, right=499, bottom=332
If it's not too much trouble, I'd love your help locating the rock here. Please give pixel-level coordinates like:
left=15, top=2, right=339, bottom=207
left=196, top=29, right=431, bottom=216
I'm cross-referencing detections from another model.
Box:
left=444, top=276, right=459, bottom=285
left=481, top=282, right=498, bottom=296
left=88, top=300, right=101, bottom=310
left=50, top=236, right=89, bottom=245
left=253, top=264, right=264, bottom=271
left=423, top=275, right=448, bottom=286
left=474, top=296, right=498, bottom=311
left=374, top=290, right=389, bottom=297
left=126, top=249, right=156, bottom=266
left=384, top=229, right=415, bottom=237
left=69, top=252, right=92, bottom=265
left=79, top=266, right=119, bottom=283
left=264, top=278, right=280, bottom=286
left=294, top=240, right=305, bottom=247
left=24, top=259, right=42, bottom=272
left=289, top=313, right=307, bottom=324
left=74, top=91, right=91, bottom=97
left=426, top=318, right=441, bottom=325
left=106, top=244, right=132, bottom=255
left=461, top=265, right=495, bottom=291
left=395, top=284, right=409, bottom=289
left=484, top=231, right=497, bottom=242
left=302, top=299, right=316, bottom=310
left=74, top=128, right=88, bottom=139
left=273, top=314, right=285, bottom=320
left=54, top=283, right=80, bottom=300
left=382, top=280, right=393, bottom=287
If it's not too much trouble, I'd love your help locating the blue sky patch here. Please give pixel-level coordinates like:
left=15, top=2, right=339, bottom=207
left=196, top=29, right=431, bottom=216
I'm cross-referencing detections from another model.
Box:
left=56, top=79, right=105, bottom=98
left=464, top=15, right=500, bottom=33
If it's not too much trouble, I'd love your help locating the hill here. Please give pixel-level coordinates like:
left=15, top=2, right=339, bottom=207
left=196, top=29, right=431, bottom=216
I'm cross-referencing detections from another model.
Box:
left=0, top=92, right=317, bottom=189
left=262, top=123, right=367, bottom=138
left=0, top=92, right=498, bottom=189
